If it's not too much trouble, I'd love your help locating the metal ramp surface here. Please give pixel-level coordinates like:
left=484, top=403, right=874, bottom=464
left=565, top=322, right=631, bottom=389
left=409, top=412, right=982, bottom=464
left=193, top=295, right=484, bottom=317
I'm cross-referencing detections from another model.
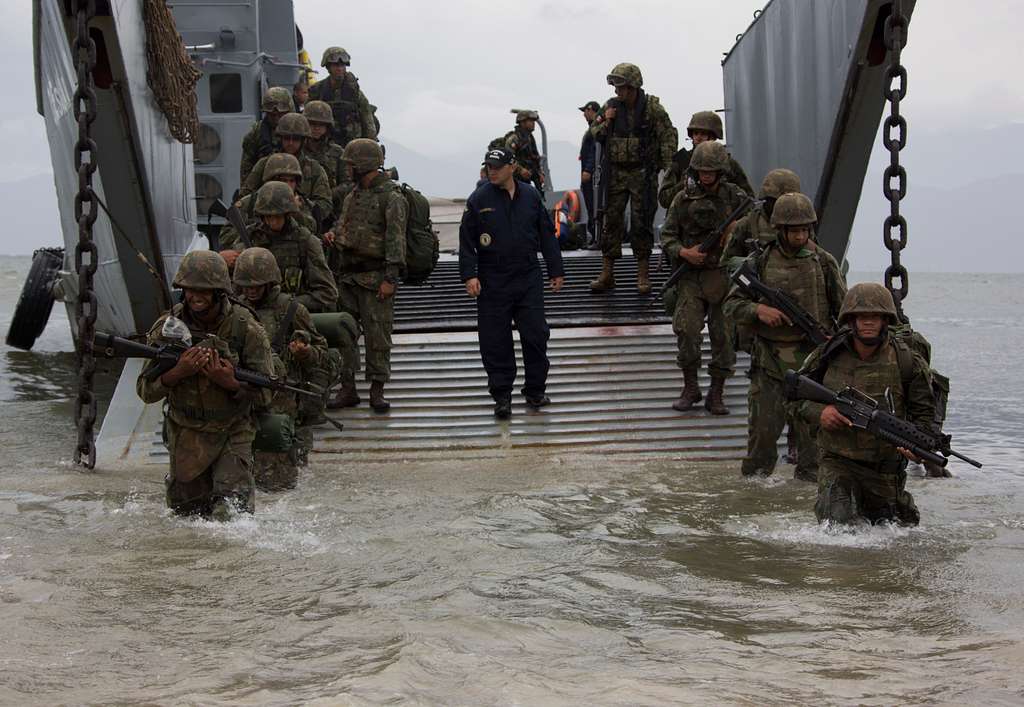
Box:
left=395, top=251, right=673, bottom=333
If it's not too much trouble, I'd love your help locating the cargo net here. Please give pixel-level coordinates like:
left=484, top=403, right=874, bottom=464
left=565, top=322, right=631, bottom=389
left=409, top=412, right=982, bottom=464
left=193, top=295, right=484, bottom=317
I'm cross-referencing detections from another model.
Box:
left=143, top=0, right=201, bottom=143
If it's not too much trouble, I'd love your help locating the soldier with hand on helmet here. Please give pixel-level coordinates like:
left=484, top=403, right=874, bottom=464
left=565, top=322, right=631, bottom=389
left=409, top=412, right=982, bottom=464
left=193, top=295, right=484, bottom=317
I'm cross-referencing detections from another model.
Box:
left=489, top=110, right=545, bottom=191
left=136, top=251, right=275, bottom=521
left=659, top=110, right=753, bottom=209
left=308, top=47, right=377, bottom=147
left=239, top=113, right=333, bottom=230
left=589, top=62, right=676, bottom=295
left=230, top=181, right=338, bottom=314
left=796, top=284, right=935, bottom=526
left=232, top=247, right=333, bottom=491
left=240, top=87, right=295, bottom=183
left=323, top=139, right=407, bottom=413
left=660, top=141, right=748, bottom=416
left=723, top=193, right=846, bottom=482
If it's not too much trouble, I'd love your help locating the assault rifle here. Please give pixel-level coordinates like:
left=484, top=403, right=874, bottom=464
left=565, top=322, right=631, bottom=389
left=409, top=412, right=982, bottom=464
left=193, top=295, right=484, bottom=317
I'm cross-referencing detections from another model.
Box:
left=208, top=198, right=251, bottom=248
left=783, top=370, right=982, bottom=469
left=591, top=100, right=617, bottom=248
left=730, top=260, right=833, bottom=347
left=94, top=332, right=324, bottom=399
left=657, top=195, right=753, bottom=299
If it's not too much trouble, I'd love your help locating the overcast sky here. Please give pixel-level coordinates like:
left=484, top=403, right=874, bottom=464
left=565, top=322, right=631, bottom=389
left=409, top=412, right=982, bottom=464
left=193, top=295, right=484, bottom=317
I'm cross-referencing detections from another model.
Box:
left=3, top=0, right=1023, bottom=180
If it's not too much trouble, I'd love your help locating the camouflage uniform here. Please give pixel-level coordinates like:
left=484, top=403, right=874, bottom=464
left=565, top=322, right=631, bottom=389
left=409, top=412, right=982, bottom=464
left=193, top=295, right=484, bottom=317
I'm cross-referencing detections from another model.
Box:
left=590, top=64, right=675, bottom=266
left=234, top=248, right=333, bottom=491
left=722, top=169, right=803, bottom=272
left=489, top=111, right=544, bottom=191
left=331, top=141, right=407, bottom=389
left=658, top=111, right=753, bottom=209
left=660, top=143, right=748, bottom=414
left=222, top=182, right=338, bottom=313
left=220, top=153, right=317, bottom=246
left=136, top=251, right=274, bottom=518
left=723, top=193, right=846, bottom=480
left=239, top=87, right=294, bottom=182
left=796, top=284, right=935, bottom=526
left=308, top=47, right=377, bottom=147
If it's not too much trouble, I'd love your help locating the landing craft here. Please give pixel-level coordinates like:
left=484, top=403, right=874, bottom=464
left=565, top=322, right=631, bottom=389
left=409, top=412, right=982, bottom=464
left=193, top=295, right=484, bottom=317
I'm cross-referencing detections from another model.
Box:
left=9, top=0, right=914, bottom=466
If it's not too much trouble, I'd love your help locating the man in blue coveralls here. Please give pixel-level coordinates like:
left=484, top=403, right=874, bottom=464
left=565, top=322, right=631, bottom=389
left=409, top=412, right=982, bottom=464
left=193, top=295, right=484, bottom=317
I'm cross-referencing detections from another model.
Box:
left=459, top=147, right=566, bottom=420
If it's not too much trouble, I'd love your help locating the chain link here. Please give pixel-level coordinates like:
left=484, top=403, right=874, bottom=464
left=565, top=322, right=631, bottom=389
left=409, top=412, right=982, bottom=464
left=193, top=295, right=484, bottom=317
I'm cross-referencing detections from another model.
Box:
left=882, top=0, right=910, bottom=321
left=72, top=0, right=98, bottom=469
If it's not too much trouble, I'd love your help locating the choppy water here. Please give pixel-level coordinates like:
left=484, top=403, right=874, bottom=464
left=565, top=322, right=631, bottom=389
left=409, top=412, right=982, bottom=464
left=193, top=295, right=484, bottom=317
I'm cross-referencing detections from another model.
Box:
left=2, top=256, right=1023, bottom=705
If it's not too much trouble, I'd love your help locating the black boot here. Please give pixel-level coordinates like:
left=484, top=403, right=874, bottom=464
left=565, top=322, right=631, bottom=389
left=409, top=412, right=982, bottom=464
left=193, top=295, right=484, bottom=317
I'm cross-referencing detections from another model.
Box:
left=494, top=394, right=512, bottom=420
left=369, top=380, right=390, bottom=412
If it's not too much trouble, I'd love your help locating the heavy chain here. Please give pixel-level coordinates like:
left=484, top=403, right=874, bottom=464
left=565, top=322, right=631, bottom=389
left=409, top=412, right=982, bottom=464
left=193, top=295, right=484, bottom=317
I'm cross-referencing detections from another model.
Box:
left=882, top=0, right=910, bottom=321
left=73, top=0, right=99, bottom=469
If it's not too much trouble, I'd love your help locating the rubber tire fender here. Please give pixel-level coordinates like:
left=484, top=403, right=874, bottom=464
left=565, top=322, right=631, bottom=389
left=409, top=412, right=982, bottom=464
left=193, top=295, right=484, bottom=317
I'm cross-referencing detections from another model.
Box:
left=5, top=248, right=63, bottom=351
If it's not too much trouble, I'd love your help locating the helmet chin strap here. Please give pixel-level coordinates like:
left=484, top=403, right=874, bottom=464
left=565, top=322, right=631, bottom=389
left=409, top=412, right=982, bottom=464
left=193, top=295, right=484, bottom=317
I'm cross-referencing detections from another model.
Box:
left=853, top=324, right=887, bottom=347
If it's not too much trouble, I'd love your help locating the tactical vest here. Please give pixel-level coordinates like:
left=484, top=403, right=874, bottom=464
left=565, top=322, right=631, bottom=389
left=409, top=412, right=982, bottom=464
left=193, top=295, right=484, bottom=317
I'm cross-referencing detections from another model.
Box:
left=678, top=185, right=741, bottom=265
left=819, top=339, right=909, bottom=462
left=163, top=301, right=252, bottom=429
left=608, top=92, right=651, bottom=166
left=755, top=244, right=830, bottom=343
left=339, top=179, right=398, bottom=267
left=311, top=75, right=360, bottom=143
left=253, top=221, right=309, bottom=295
left=305, top=139, right=346, bottom=186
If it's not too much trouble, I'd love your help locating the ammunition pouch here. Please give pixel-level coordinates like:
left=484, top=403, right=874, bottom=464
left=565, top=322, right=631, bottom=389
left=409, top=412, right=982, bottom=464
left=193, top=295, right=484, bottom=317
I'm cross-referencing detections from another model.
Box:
left=253, top=412, right=296, bottom=453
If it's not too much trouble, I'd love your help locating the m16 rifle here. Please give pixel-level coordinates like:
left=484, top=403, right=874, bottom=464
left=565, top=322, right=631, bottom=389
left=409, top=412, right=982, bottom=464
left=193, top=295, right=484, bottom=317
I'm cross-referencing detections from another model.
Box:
left=94, top=331, right=323, bottom=399
left=783, top=370, right=982, bottom=469
left=208, top=198, right=252, bottom=248
left=657, top=195, right=753, bottom=299
left=591, top=103, right=615, bottom=248
left=730, top=260, right=833, bottom=346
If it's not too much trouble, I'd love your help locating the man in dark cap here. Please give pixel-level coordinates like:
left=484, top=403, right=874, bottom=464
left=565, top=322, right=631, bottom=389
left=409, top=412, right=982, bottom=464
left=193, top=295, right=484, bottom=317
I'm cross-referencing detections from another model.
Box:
left=459, top=147, right=565, bottom=419
left=578, top=100, right=600, bottom=242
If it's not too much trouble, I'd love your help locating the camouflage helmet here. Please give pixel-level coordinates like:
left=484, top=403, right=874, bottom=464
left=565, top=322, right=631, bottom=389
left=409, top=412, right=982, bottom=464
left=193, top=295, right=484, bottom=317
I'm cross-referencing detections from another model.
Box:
left=321, top=46, right=351, bottom=67
left=264, top=153, right=302, bottom=182
left=687, top=111, right=724, bottom=140
left=254, top=181, right=298, bottom=216
left=343, top=138, right=384, bottom=173
left=838, top=283, right=899, bottom=325
left=606, top=63, right=643, bottom=88
left=233, top=247, right=281, bottom=287
left=173, top=250, right=232, bottom=291
left=516, top=109, right=539, bottom=124
left=771, top=192, right=817, bottom=226
left=261, top=86, right=295, bottom=114
left=303, top=100, right=334, bottom=126
left=760, top=168, right=802, bottom=199
left=275, top=112, right=310, bottom=138
left=689, top=140, right=729, bottom=172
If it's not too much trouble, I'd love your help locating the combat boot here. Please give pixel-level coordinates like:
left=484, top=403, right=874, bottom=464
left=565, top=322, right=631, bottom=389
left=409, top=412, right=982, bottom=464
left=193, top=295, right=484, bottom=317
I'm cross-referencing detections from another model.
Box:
left=704, top=377, right=730, bottom=416
left=369, top=380, right=390, bottom=412
left=589, top=257, right=616, bottom=292
left=636, top=257, right=651, bottom=295
left=326, top=380, right=360, bottom=409
left=671, top=369, right=702, bottom=411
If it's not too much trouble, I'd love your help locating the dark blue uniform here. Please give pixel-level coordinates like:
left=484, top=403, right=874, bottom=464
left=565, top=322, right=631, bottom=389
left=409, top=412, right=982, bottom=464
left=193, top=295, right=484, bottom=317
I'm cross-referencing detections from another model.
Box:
left=579, top=129, right=597, bottom=237
left=459, top=180, right=564, bottom=402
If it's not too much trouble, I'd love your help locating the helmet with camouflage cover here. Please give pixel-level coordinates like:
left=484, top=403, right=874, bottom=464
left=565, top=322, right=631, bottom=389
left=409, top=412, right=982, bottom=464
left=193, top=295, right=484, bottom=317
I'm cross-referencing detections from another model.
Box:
left=343, top=138, right=383, bottom=173
left=261, top=87, right=295, bottom=114
left=687, top=111, right=724, bottom=140
left=275, top=112, right=310, bottom=138
left=760, top=168, right=801, bottom=199
left=516, top=110, right=539, bottom=124
left=606, top=63, right=643, bottom=88
left=303, top=100, right=334, bottom=126
left=173, top=250, right=232, bottom=291
left=838, top=283, right=899, bottom=325
left=233, top=247, right=281, bottom=287
left=321, top=46, right=351, bottom=67
left=264, top=153, right=303, bottom=182
left=771, top=192, right=817, bottom=226
left=255, top=181, right=298, bottom=216
left=689, top=141, right=729, bottom=172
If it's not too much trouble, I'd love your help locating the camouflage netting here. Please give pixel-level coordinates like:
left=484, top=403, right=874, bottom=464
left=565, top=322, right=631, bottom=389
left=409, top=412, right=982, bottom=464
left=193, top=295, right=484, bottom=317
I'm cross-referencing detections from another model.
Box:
left=144, top=0, right=202, bottom=143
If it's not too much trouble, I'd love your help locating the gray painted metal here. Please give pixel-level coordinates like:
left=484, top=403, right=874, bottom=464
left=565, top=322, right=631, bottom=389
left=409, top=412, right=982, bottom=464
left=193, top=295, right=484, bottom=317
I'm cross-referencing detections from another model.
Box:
left=37, top=0, right=197, bottom=338
left=396, top=251, right=671, bottom=333
left=722, top=0, right=915, bottom=263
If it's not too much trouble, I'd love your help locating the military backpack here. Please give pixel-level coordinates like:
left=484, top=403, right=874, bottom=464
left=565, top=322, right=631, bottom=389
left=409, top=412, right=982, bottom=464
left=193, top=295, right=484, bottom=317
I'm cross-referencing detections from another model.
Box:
left=399, top=183, right=439, bottom=285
